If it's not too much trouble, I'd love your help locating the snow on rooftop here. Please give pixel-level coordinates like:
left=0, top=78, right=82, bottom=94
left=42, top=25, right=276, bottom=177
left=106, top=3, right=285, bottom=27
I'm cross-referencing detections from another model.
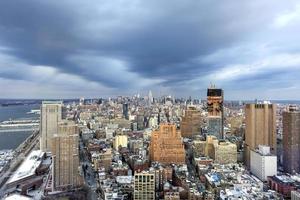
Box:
left=7, top=150, right=44, bottom=184
left=116, top=176, right=133, bottom=184
left=4, top=194, right=32, bottom=200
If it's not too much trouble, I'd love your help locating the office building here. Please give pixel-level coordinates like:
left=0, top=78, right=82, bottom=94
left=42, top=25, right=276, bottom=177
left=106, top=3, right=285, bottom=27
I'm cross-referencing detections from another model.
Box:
left=40, top=101, right=63, bottom=152
left=283, top=105, right=300, bottom=174
left=207, top=86, right=224, bottom=139
left=52, top=120, right=82, bottom=191
left=244, top=103, right=276, bottom=168
left=148, top=90, right=153, bottom=105
left=150, top=124, right=185, bottom=164
left=134, top=171, right=155, bottom=200
left=250, top=145, right=277, bottom=181
left=181, top=106, right=201, bottom=137
left=123, top=103, right=129, bottom=120
left=207, top=116, right=222, bottom=139
left=137, top=114, right=145, bottom=130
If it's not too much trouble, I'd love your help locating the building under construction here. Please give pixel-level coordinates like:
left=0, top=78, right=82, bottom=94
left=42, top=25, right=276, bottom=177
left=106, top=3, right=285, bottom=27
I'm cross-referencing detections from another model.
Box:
left=207, top=85, right=224, bottom=139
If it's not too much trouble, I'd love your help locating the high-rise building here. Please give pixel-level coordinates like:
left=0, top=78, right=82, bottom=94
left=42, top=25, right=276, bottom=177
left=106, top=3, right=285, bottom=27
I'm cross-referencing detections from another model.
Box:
left=250, top=145, right=277, bottom=181
left=123, top=103, right=129, bottom=120
left=244, top=103, right=276, bottom=168
left=134, top=171, right=155, bottom=200
left=181, top=106, right=201, bottom=137
left=52, top=120, right=82, bottom=191
left=207, top=86, right=224, bottom=139
left=283, top=105, right=300, bottom=174
left=40, top=101, right=63, bottom=152
left=137, top=114, right=145, bottom=130
left=148, top=90, right=153, bottom=105
left=207, top=116, right=222, bottom=139
left=150, top=124, right=185, bottom=164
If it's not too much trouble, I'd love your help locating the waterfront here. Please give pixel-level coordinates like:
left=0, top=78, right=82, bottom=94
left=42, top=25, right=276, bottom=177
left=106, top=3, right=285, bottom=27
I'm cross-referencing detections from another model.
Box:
left=0, top=104, right=40, bottom=150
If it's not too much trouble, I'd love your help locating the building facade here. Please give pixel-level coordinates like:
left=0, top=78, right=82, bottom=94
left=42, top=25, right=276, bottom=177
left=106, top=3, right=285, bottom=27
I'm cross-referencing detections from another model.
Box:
left=134, top=171, right=155, bottom=200
left=202, top=135, right=237, bottom=164
left=150, top=124, right=185, bottom=164
left=214, top=141, right=237, bottom=164
left=91, top=149, right=112, bottom=172
left=250, top=145, right=277, bottom=181
left=207, top=116, right=222, bottom=139
left=40, top=101, right=63, bottom=152
left=283, top=105, right=300, bottom=174
left=291, top=190, right=300, bottom=200
left=244, top=103, right=276, bottom=168
left=52, top=120, right=82, bottom=191
left=123, top=103, right=129, bottom=120
left=114, top=135, right=128, bottom=150
left=181, top=106, right=201, bottom=137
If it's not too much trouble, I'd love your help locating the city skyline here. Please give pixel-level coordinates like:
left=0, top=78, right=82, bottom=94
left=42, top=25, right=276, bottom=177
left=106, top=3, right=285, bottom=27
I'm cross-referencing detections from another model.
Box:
left=0, top=1, right=300, bottom=99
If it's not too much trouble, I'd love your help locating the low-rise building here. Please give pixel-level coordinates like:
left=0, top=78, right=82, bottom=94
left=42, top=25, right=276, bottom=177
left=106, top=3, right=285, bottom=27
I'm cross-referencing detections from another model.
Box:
left=113, top=135, right=128, bottom=150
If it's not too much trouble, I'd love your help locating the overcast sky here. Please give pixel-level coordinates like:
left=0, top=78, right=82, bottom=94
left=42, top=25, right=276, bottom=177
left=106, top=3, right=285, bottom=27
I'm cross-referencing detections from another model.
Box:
left=0, top=0, right=300, bottom=99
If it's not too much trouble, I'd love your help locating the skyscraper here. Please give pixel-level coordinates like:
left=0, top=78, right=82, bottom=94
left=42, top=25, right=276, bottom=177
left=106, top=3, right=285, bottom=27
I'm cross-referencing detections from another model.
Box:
left=244, top=103, right=276, bottom=168
left=122, top=103, right=129, bottom=120
left=148, top=90, right=153, bottom=105
left=134, top=171, right=155, bottom=200
left=52, top=120, right=82, bottom=191
left=40, top=101, right=63, bottom=152
left=207, top=86, right=224, bottom=139
left=150, top=123, right=185, bottom=164
left=181, top=106, right=201, bottom=137
left=283, top=105, right=300, bottom=174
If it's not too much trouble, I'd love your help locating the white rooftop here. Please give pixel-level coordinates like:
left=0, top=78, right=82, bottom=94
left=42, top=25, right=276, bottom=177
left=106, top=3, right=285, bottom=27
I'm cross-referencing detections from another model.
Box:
left=116, top=176, right=133, bottom=184
left=7, top=150, right=44, bottom=184
left=4, top=194, right=32, bottom=200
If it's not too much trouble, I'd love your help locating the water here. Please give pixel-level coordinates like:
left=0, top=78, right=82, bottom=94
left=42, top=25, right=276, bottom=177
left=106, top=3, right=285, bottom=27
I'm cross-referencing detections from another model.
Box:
left=0, top=104, right=39, bottom=122
left=0, top=104, right=40, bottom=150
left=0, top=131, right=32, bottom=150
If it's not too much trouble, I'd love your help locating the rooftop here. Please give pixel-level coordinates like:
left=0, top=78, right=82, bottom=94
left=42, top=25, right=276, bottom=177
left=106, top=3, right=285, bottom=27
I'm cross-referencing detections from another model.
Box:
left=4, top=194, right=32, bottom=200
left=7, top=150, right=44, bottom=184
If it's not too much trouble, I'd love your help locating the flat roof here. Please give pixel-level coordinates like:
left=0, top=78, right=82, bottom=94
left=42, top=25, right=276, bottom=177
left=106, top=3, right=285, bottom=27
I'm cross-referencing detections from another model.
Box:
left=4, top=194, right=32, bottom=200
left=7, top=150, right=44, bottom=184
left=116, top=176, right=133, bottom=184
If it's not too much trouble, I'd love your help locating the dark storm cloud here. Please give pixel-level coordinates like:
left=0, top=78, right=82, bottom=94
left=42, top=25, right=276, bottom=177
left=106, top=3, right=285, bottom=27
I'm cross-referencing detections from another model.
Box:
left=0, top=0, right=299, bottom=98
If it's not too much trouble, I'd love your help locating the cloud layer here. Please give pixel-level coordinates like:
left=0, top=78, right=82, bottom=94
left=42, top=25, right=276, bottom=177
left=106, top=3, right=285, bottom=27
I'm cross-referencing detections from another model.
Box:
left=0, top=0, right=299, bottom=99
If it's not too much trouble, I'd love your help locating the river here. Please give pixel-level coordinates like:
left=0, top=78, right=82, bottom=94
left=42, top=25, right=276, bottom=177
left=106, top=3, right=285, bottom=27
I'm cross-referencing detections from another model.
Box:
left=0, top=104, right=40, bottom=150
